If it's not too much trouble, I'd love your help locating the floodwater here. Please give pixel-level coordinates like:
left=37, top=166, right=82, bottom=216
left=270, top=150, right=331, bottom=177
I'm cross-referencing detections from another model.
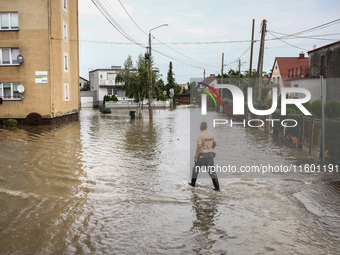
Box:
left=0, top=106, right=340, bottom=254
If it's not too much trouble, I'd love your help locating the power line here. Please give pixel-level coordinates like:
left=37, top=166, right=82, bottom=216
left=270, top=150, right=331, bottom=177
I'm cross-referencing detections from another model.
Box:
left=117, top=0, right=148, bottom=36
left=117, top=0, right=220, bottom=70
left=267, top=31, right=340, bottom=41
left=91, top=0, right=145, bottom=48
left=267, top=31, right=308, bottom=51
left=152, top=48, right=218, bottom=72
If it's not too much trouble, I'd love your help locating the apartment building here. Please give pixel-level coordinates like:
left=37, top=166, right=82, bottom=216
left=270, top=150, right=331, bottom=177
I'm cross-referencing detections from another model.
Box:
left=0, top=0, right=79, bottom=122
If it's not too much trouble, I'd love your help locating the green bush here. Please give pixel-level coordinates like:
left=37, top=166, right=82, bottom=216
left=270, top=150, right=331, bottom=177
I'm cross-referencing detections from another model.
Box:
left=6, top=119, right=18, bottom=127
left=311, top=100, right=322, bottom=119
left=325, top=100, right=340, bottom=119
left=26, top=112, right=42, bottom=126
left=104, top=95, right=118, bottom=102
left=324, top=119, right=340, bottom=160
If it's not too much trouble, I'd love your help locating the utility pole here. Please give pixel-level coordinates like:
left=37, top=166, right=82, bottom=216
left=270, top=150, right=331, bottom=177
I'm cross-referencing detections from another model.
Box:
left=238, top=59, right=241, bottom=86
left=148, top=24, right=168, bottom=120
left=203, top=69, right=206, bottom=80
left=148, top=32, right=153, bottom=120
left=248, top=19, right=255, bottom=88
left=220, top=53, right=224, bottom=112
left=247, top=19, right=255, bottom=120
left=255, top=19, right=267, bottom=100
left=321, top=76, right=325, bottom=163
left=221, top=53, right=224, bottom=84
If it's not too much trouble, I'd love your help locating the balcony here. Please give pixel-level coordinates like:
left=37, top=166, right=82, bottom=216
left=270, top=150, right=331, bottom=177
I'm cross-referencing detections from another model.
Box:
left=99, top=80, right=123, bottom=87
left=288, top=66, right=309, bottom=78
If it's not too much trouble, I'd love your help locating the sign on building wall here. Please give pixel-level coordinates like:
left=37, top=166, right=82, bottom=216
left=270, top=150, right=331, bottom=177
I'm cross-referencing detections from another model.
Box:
left=35, top=71, right=48, bottom=84
left=35, top=76, right=48, bottom=84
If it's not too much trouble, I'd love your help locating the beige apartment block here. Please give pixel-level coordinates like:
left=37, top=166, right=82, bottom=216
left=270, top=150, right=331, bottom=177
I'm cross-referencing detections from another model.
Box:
left=0, top=0, right=79, bottom=122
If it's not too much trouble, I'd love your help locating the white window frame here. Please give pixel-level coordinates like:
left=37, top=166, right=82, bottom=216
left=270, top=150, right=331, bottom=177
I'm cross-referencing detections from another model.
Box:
left=107, top=73, right=115, bottom=80
left=0, top=82, right=21, bottom=101
left=64, top=52, right=68, bottom=72
left=63, top=0, right=68, bottom=11
left=63, top=21, right=68, bottom=41
left=0, top=48, right=20, bottom=65
left=0, top=12, right=19, bottom=30
left=64, top=83, right=69, bottom=101
left=107, top=88, right=113, bottom=95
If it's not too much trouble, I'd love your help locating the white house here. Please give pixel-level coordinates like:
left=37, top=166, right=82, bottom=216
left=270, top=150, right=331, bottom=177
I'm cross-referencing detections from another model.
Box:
left=89, top=66, right=126, bottom=104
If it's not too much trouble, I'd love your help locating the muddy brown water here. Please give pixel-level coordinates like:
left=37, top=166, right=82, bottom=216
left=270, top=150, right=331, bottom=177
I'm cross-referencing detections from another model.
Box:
left=1, top=106, right=339, bottom=254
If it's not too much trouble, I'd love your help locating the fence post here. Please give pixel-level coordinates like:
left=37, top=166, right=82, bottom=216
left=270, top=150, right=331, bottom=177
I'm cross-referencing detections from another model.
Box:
left=309, top=119, right=314, bottom=154
left=299, top=115, right=303, bottom=149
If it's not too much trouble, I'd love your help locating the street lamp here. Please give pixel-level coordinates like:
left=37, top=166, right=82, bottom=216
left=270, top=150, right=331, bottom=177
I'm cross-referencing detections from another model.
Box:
left=148, top=24, right=168, bottom=120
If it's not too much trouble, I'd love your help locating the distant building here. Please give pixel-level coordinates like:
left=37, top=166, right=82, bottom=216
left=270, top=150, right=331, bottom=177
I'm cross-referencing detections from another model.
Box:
left=0, top=0, right=80, bottom=122
left=288, top=41, right=340, bottom=102
left=308, top=41, right=340, bottom=78
left=79, top=76, right=89, bottom=90
left=178, top=83, right=189, bottom=94
left=269, top=53, right=309, bottom=95
left=89, top=66, right=127, bottom=104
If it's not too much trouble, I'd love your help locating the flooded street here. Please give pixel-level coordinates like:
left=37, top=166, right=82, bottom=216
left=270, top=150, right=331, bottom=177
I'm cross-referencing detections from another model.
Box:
left=1, top=106, right=340, bottom=254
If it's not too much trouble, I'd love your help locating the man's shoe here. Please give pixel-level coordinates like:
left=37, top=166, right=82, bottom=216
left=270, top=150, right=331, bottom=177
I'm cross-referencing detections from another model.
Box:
left=189, top=178, right=196, bottom=187
left=212, top=178, right=220, bottom=190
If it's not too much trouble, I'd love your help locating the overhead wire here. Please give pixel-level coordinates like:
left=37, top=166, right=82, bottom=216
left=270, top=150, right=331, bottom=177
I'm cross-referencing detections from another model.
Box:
left=116, top=0, right=220, bottom=71
left=91, top=0, right=145, bottom=48
left=267, top=31, right=309, bottom=51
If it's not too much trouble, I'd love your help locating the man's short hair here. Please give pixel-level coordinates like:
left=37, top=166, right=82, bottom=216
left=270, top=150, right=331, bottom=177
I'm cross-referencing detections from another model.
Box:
left=201, top=122, right=207, bottom=130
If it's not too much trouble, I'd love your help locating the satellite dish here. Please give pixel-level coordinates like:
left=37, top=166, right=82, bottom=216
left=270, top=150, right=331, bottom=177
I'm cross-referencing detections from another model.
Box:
left=17, top=55, right=24, bottom=64
left=311, top=67, right=318, bottom=77
left=17, top=85, right=25, bottom=94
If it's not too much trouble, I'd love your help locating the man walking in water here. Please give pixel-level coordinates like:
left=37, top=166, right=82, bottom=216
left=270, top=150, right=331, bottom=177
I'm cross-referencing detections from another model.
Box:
left=189, top=122, right=220, bottom=191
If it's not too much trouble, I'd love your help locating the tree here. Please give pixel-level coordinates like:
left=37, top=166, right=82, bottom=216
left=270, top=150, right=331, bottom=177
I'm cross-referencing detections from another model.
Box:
left=154, top=79, right=167, bottom=101
left=166, top=62, right=176, bottom=96
left=165, top=62, right=181, bottom=105
left=80, top=82, right=90, bottom=91
left=116, top=53, right=163, bottom=115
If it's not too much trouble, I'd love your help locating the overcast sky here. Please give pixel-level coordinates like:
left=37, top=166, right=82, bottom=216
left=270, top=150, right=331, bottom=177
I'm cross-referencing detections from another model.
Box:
left=78, top=0, right=340, bottom=83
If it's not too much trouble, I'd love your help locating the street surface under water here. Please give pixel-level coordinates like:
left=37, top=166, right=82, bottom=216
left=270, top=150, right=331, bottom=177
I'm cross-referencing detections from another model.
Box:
left=0, top=106, right=340, bottom=254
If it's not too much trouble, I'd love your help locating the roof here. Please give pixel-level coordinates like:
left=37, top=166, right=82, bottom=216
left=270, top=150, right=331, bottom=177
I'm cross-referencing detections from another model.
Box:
left=89, top=68, right=122, bottom=73
left=272, top=56, right=309, bottom=87
left=79, top=76, right=89, bottom=82
left=308, top=40, right=340, bottom=54
left=201, top=76, right=216, bottom=85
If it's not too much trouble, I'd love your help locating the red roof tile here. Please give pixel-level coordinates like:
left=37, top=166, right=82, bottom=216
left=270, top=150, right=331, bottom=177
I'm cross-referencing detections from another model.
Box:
left=274, top=56, right=309, bottom=87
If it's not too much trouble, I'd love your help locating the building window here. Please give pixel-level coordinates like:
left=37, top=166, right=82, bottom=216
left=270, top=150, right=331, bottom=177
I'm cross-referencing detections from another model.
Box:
left=63, top=21, right=68, bottom=41
left=273, top=77, right=275, bottom=84
left=64, top=52, right=68, bottom=72
left=107, top=88, right=113, bottom=95
left=0, top=82, right=21, bottom=100
left=0, top=48, right=20, bottom=65
left=107, top=73, right=115, bottom=80
left=0, top=12, right=19, bottom=30
left=64, top=83, right=69, bottom=101
left=63, top=0, right=67, bottom=11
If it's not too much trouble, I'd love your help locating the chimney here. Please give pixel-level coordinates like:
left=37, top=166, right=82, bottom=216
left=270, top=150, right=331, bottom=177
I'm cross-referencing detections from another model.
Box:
left=210, top=74, right=215, bottom=78
left=299, top=52, right=305, bottom=59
